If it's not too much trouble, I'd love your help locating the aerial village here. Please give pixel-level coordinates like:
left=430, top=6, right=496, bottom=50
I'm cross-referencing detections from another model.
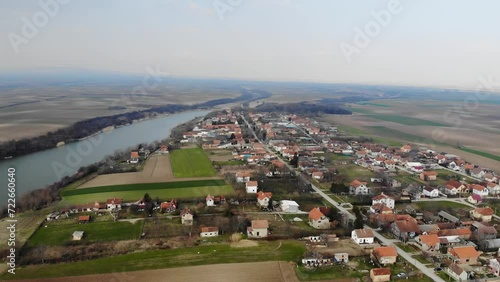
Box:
left=43, top=108, right=500, bottom=281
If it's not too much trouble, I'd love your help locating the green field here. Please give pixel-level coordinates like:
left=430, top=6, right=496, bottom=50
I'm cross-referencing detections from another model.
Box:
left=367, top=114, right=449, bottom=126
left=27, top=221, right=143, bottom=247
left=60, top=180, right=233, bottom=205
left=3, top=241, right=305, bottom=280
left=170, top=147, right=217, bottom=177
left=459, top=147, right=500, bottom=161
left=356, top=102, right=393, bottom=107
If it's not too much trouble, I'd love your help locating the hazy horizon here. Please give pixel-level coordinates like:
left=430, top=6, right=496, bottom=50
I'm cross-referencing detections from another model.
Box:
left=1, top=0, right=500, bottom=89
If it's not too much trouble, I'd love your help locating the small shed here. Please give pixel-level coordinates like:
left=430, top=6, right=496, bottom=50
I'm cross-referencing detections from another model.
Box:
left=72, top=231, right=84, bottom=241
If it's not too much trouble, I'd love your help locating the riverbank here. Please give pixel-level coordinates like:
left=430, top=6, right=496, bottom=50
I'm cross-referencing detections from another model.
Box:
left=0, top=110, right=212, bottom=212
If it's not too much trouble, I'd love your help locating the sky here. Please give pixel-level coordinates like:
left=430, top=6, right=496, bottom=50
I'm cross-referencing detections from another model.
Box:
left=1, top=0, right=500, bottom=88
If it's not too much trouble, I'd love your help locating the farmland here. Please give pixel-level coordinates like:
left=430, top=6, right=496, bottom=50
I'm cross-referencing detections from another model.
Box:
left=61, top=179, right=233, bottom=205
left=170, top=147, right=217, bottom=178
left=8, top=261, right=299, bottom=282
left=27, top=221, right=143, bottom=247
left=1, top=241, right=305, bottom=280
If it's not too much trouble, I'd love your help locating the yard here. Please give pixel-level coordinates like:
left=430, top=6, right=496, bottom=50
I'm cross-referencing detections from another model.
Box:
left=27, top=221, right=143, bottom=247
left=60, top=180, right=234, bottom=205
left=170, top=147, right=217, bottom=177
left=335, top=164, right=379, bottom=184
left=2, top=241, right=306, bottom=280
left=413, top=200, right=471, bottom=212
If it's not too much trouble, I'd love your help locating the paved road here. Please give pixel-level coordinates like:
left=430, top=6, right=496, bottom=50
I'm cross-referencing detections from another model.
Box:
left=241, top=114, right=445, bottom=282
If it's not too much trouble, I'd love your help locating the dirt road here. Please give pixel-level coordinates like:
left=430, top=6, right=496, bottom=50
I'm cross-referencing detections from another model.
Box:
left=17, top=261, right=300, bottom=282
left=78, top=154, right=222, bottom=188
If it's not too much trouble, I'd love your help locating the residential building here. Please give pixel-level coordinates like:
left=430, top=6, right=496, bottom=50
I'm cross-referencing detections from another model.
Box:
left=470, top=207, right=494, bottom=222
left=160, top=200, right=177, bottom=212
left=334, top=253, right=349, bottom=263
left=308, top=207, right=330, bottom=229
left=181, top=209, right=194, bottom=226
left=471, top=184, right=489, bottom=196
left=445, top=263, right=469, bottom=281
left=391, top=218, right=420, bottom=240
left=489, top=258, right=500, bottom=276
left=256, top=191, right=272, bottom=208
left=447, top=246, right=480, bottom=264
left=200, top=227, right=219, bottom=237
left=351, top=228, right=375, bottom=244
left=415, top=234, right=441, bottom=252
left=372, top=193, right=395, bottom=209
left=206, top=195, right=215, bottom=207
left=312, top=171, right=324, bottom=180
left=468, top=194, right=482, bottom=205
left=247, top=220, right=269, bottom=238
left=106, top=198, right=122, bottom=211
left=438, top=228, right=472, bottom=240
left=246, top=181, right=258, bottom=193
left=370, top=268, right=391, bottom=282
left=349, top=179, right=370, bottom=195
left=487, top=182, right=500, bottom=195
left=371, top=246, right=398, bottom=265
left=236, top=171, right=251, bottom=183
left=420, top=171, right=438, bottom=181
left=423, top=186, right=439, bottom=198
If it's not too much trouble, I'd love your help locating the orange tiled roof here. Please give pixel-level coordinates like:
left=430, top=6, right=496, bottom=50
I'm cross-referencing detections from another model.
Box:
left=257, top=191, right=272, bottom=200
left=373, top=246, right=398, bottom=257
left=418, top=234, right=440, bottom=246
left=448, top=246, right=479, bottom=259
left=309, top=207, right=325, bottom=221
left=371, top=268, right=391, bottom=276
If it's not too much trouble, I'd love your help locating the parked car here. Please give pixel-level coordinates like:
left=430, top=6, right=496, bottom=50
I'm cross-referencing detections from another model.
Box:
left=396, top=273, right=406, bottom=278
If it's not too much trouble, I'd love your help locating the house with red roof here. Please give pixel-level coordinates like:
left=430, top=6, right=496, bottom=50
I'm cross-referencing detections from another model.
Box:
left=78, top=215, right=90, bottom=224
left=308, top=207, right=330, bottom=229
left=370, top=268, right=391, bottom=282
left=247, top=220, right=269, bottom=238
left=256, top=191, right=272, bottom=207
left=106, top=198, right=122, bottom=211
left=468, top=194, right=483, bottom=205
left=160, top=200, right=177, bottom=212
left=349, top=180, right=370, bottom=195
left=471, top=184, right=489, bottom=196
left=372, top=193, right=395, bottom=209
left=371, top=246, right=398, bottom=265
left=420, top=171, right=438, bottom=181
left=206, top=195, right=215, bottom=207
left=415, top=234, right=440, bottom=252
left=470, top=207, right=494, bottom=222
left=448, top=246, right=480, bottom=264
left=200, top=227, right=219, bottom=237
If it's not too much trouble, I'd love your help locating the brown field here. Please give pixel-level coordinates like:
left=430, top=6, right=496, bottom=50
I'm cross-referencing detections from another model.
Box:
left=205, top=149, right=234, bottom=162
left=325, top=99, right=500, bottom=172
left=15, top=261, right=300, bottom=282
left=78, top=154, right=222, bottom=188
left=0, top=84, right=240, bottom=141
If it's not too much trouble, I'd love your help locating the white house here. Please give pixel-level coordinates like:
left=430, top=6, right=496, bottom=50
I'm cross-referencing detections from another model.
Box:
left=236, top=171, right=251, bottom=183
left=312, top=171, right=324, bottom=180
left=247, top=220, right=269, bottom=238
left=351, top=228, right=375, bottom=244
left=246, top=181, right=258, bottom=193
left=384, top=160, right=396, bottom=170
left=200, top=227, right=219, bottom=237
left=256, top=191, right=272, bottom=207
left=489, top=258, right=500, bottom=276
left=106, top=198, right=122, bottom=211
left=349, top=180, right=370, bottom=195
left=488, top=182, right=500, bottom=195
left=372, top=193, right=395, bottom=209
left=472, top=184, right=489, bottom=196
left=445, top=264, right=468, bottom=282
left=280, top=200, right=300, bottom=212
left=308, top=207, right=330, bottom=229
left=206, top=195, right=215, bottom=207
left=471, top=168, right=485, bottom=179
left=423, top=187, right=439, bottom=198
left=181, top=209, right=193, bottom=226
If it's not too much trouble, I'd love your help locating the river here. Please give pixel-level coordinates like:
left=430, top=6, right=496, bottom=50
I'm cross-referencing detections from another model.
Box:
left=0, top=110, right=210, bottom=206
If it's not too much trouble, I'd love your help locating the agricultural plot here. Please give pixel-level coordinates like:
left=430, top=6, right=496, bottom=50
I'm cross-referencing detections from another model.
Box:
left=170, top=147, right=217, bottom=178
left=2, top=241, right=305, bottom=280
left=61, top=180, right=233, bottom=205
left=27, top=221, right=143, bottom=247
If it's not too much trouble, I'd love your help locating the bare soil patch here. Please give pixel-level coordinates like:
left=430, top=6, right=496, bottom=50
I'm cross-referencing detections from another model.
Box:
left=16, top=261, right=299, bottom=282
left=230, top=239, right=259, bottom=248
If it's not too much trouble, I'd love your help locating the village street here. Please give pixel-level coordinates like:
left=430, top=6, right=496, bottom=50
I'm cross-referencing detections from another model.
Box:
left=241, top=114, right=446, bottom=282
